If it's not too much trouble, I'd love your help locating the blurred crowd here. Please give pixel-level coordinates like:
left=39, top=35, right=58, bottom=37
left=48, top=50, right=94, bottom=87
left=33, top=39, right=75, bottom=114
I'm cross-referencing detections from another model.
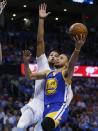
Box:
left=65, top=77, right=98, bottom=131
left=0, top=25, right=98, bottom=65
left=0, top=74, right=34, bottom=131
left=0, top=74, right=98, bottom=131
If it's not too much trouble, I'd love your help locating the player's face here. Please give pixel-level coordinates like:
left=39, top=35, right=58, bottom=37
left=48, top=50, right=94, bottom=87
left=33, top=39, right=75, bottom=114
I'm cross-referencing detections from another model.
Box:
left=48, top=51, right=59, bottom=65
left=55, top=54, right=68, bottom=69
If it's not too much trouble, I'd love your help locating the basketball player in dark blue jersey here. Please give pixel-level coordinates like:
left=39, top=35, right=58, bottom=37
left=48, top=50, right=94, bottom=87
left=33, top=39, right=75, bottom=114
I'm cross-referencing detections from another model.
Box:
left=29, top=33, right=86, bottom=131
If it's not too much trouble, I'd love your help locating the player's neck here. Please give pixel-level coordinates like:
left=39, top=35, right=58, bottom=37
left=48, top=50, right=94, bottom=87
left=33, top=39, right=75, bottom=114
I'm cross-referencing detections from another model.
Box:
left=49, top=63, right=55, bottom=68
left=56, top=67, right=65, bottom=72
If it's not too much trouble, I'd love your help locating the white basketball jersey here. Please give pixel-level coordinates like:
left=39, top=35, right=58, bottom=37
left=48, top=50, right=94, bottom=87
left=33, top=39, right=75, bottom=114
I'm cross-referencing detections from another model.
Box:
left=34, top=54, right=50, bottom=101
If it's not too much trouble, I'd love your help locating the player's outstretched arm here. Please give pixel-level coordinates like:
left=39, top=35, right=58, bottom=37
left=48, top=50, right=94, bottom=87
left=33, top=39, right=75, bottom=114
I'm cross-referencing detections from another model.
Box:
left=23, top=50, right=48, bottom=80
left=30, top=71, right=47, bottom=80
left=23, top=50, right=33, bottom=79
left=67, top=34, right=86, bottom=79
left=37, top=3, right=51, bottom=57
left=0, top=43, right=2, bottom=64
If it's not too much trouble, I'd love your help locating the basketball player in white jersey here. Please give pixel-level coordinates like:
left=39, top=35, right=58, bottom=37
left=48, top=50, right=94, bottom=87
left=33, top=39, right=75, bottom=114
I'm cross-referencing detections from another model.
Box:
left=17, top=3, right=73, bottom=131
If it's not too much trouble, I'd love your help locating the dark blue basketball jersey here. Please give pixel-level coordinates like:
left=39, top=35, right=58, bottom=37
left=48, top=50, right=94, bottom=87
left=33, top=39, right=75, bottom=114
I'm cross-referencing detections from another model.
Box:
left=44, top=71, right=68, bottom=105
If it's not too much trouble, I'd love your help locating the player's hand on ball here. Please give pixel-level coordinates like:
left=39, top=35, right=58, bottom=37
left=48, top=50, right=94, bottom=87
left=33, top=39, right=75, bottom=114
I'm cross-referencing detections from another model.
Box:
left=39, top=3, right=51, bottom=18
left=73, top=34, right=86, bottom=50
left=23, top=50, right=32, bottom=64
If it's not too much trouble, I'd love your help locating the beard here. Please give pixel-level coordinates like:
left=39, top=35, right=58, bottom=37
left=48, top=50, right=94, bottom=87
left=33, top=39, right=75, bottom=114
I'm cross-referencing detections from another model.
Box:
left=48, top=59, right=55, bottom=65
left=54, top=63, right=68, bottom=70
left=54, top=64, right=63, bottom=69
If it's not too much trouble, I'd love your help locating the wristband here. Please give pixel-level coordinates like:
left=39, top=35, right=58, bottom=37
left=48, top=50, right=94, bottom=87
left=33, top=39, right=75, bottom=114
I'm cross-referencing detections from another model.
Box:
left=39, top=17, right=45, bottom=19
left=74, top=48, right=80, bottom=52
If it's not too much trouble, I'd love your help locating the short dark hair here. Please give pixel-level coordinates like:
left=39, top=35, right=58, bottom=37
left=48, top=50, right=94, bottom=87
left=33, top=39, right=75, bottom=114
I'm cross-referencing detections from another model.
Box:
left=47, top=49, right=60, bottom=57
left=60, top=53, right=70, bottom=61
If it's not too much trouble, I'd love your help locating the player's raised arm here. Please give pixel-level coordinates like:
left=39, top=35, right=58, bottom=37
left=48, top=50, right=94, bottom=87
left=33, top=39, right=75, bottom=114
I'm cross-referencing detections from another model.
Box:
left=23, top=50, right=48, bottom=80
left=37, top=3, right=51, bottom=57
left=30, top=71, right=47, bottom=80
left=23, top=50, right=33, bottom=79
left=0, top=43, right=2, bottom=64
left=67, top=34, right=86, bottom=79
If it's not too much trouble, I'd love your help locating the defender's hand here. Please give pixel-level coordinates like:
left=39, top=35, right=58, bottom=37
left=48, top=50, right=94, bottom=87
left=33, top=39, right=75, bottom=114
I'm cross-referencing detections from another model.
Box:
left=39, top=3, right=51, bottom=18
left=23, top=50, right=32, bottom=64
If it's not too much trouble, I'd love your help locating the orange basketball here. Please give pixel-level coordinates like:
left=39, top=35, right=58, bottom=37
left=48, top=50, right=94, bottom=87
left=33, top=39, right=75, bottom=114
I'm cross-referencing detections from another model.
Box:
left=69, top=23, right=88, bottom=38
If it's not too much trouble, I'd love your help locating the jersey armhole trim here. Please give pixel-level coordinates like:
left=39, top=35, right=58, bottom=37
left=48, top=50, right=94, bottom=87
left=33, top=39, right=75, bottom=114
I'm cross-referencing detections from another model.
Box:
left=62, top=70, right=72, bottom=86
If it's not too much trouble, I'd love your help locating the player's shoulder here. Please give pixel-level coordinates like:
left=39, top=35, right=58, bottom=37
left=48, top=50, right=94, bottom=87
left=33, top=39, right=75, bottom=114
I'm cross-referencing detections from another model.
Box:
left=62, top=70, right=72, bottom=86
left=45, top=69, right=51, bottom=74
left=45, top=69, right=52, bottom=76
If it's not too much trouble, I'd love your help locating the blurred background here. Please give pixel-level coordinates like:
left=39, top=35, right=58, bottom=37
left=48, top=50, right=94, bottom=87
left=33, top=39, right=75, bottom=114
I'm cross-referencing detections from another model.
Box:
left=0, top=0, right=98, bottom=131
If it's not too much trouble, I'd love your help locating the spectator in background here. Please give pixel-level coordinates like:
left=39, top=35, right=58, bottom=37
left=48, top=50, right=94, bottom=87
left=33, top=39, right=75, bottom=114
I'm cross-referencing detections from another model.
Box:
left=92, top=121, right=98, bottom=131
left=61, top=122, right=72, bottom=131
left=0, top=107, right=5, bottom=130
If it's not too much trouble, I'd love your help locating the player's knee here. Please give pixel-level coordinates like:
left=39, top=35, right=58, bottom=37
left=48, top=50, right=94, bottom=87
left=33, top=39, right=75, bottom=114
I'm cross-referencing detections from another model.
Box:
left=41, top=117, right=55, bottom=131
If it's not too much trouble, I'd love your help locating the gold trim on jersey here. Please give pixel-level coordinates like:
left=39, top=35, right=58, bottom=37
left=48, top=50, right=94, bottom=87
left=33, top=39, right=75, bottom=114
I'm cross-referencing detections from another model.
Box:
left=46, top=112, right=61, bottom=127
left=62, top=71, right=72, bottom=85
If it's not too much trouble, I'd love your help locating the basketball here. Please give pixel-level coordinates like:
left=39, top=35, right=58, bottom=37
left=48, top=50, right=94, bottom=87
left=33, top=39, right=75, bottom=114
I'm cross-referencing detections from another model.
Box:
left=69, top=23, right=88, bottom=38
